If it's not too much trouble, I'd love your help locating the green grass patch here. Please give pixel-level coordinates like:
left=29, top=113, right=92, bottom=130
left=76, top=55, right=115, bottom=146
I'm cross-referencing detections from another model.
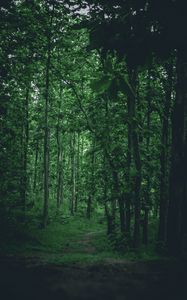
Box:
left=0, top=215, right=168, bottom=264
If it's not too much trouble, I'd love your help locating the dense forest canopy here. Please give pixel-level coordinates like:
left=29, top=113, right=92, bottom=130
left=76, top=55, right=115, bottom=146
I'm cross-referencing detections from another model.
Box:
left=0, top=0, right=187, bottom=258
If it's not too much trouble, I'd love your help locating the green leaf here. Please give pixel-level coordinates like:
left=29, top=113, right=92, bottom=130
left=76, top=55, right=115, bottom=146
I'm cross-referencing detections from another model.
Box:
left=108, top=78, right=118, bottom=99
left=118, top=75, right=135, bottom=97
left=91, top=75, right=112, bottom=94
left=104, top=58, right=113, bottom=73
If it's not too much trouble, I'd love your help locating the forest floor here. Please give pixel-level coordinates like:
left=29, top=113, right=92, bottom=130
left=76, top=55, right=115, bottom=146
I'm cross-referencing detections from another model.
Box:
left=0, top=216, right=187, bottom=300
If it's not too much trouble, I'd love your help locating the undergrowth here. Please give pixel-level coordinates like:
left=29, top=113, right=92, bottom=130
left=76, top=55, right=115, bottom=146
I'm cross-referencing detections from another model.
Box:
left=0, top=213, right=167, bottom=264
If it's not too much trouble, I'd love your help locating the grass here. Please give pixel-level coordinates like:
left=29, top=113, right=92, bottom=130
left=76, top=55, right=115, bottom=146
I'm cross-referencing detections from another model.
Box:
left=0, top=214, right=168, bottom=265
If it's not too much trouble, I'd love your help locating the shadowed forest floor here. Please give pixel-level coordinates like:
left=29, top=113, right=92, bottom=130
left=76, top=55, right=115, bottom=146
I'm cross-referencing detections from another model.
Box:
left=0, top=253, right=187, bottom=300
left=0, top=218, right=187, bottom=300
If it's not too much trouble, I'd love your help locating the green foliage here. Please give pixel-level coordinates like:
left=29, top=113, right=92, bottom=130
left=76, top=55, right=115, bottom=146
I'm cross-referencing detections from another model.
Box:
left=91, top=72, right=135, bottom=98
left=117, top=75, right=135, bottom=97
left=0, top=215, right=165, bottom=264
left=1, top=0, right=186, bottom=262
left=91, top=75, right=112, bottom=94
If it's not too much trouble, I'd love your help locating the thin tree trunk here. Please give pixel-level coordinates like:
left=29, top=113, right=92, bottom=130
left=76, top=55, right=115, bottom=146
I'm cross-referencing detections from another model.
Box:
left=43, top=6, right=54, bottom=227
left=132, top=126, right=142, bottom=249
left=115, top=173, right=126, bottom=234
left=167, top=49, right=187, bottom=255
left=158, top=62, right=173, bottom=244
left=33, top=139, right=39, bottom=193
left=103, top=155, right=116, bottom=235
left=143, top=70, right=151, bottom=245
left=56, top=116, right=63, bottom=210
left=181, top=104, right=187, bottom=253
left=75, top=132, right=80, bottom=212
left=70, top=132, right=76, bottom=215
left=56, top=86, right=64, bottom=211
left=20, top=87, right=29, bottom=212
left=128, top=68, right=142, bottom=249
left=126, top=95, right=133, bottom=236
left=87, top=136, right=96, bottom=219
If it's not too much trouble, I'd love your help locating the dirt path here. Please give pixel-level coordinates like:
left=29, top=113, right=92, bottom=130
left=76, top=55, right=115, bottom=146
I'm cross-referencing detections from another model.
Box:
left=0, top=232, right=186, bottom=300
left=62, top=230, right=104, bottom=255
left=0, top=255, right=186, bottom=300
left=75, top=231, right=104, bottom=254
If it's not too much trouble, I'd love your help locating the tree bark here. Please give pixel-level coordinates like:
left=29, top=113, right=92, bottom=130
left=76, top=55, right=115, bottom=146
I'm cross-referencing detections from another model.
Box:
left=182, top=103, right=187, bottom=253
left=112, top=168, right=125, bottom=234
left=87, top=136, right=96, bottom=219
left=125, top=95, right=133, bottom=235
left=43, top=6, right=54, bottom=228
left=24, top=87, right=29, bottom=207
left=167, top=49, right=187, bottom=255
left=33, top=139, right=39, bottom=194
left=75, top=132, right=80, bottom=212
left=103, top=155, right=116, bottom=235
left=70, top=132, right=76, bottom=215
left=143, top=69, right=151, bottom=245
left=20, top=86, right=29, bottom=212
left=158, top=62, right=173, bottom=244
left=128, top=68, right=142, bottom=249
left=56, top=114, right=63, bottom=210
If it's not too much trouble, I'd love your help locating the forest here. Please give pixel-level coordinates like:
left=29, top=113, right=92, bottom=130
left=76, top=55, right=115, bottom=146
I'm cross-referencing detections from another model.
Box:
left=0, top=1, right=187, bottom=299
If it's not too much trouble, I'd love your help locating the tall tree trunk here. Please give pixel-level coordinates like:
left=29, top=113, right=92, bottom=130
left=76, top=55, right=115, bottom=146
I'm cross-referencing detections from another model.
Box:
left=113, top=169, right=126, bottom=234
left=87, top=136, right=96, bottom=219
left=167, top=49, right=187, bottom=255
left=70, top=132, right=76, bottom=215
left=143, top=70, right=151, bottom=245
left=56, top=87, right=64, bottom=211
left=75, top=132, right=80, bottom=212
left=128, top=68, right=142, bottom=249
left=56, top=115, right=63, bottom=210
left=106, top=148, right=126, bottom=234
left=182, top=105, right=187, bottom=253
left=43, top=6, right=54, bottom=227
left=132, top=124, right=142, bottom=249
left=126, top=95, right=133, bottom=236
left=103, top=155, right=116, bottom=235
left=158, top=62, right=173, bottom=244
left=76, top=134, right=84, bottom=211
left=33, top=139, right=39, bottom=193
left=20, top=87, right=29, bottom=212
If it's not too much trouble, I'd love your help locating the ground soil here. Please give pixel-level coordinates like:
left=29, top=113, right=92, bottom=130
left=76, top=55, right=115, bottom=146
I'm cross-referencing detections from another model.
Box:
left=0, top=231, right=187, bottom=300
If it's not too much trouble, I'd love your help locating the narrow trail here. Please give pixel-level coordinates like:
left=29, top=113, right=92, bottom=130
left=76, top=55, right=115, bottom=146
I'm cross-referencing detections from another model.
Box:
left=0, top=255, right=186, bottom=300
left=62, top=230, right=105, bottom=256
left=0, top=229, right=187, bottom=300
left=76, top=232, right=97, bottom=254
